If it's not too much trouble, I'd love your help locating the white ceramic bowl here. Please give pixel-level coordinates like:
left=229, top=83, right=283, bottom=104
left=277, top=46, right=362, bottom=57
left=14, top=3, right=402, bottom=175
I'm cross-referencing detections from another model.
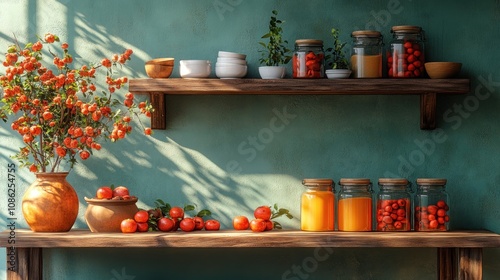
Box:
left=179, top=60, right=211, bottom=78
left=325, top=69, right=352, bottom=79
left=216, top=57, right=247, bottom=65
left=215, top=64, right=247, bottom=79
left=218, top=51, right=246, bottom=60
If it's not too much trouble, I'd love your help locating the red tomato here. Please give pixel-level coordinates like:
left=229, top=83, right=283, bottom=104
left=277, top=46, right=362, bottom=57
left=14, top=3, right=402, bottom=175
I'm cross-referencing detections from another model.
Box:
left=136, top=222, right=149, bottom=232
left=254, top=206, right=272, bottom=220
left=233, top=216, right=250, bottom=230
left=112, top=186, right=129, bottom=198
left=180, top=218, right=196, bottom=232
left=158, top=217, right=175, bottom=232
left=134, top=210, right=149, bottom=223
left=96, top=186, right=113, bottom=199
left=120, top=219, right=137, bottom=233
left=265, top=220, right=273, bottom=231
left=169, top=206, right=184, bottom=219
left=204, top=219, right=221, bottom=231
left=250, top=219, right=266, bottom=232
left=193, top=216, right=204, bottom=230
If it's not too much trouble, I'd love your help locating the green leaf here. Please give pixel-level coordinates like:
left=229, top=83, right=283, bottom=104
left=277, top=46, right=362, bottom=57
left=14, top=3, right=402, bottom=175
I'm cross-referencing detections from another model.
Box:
left=286, top=213, right=293, bottom=219
left=184, top=204, right=195, bottom=211
left=273, top=221, right=282, bottom=230
left=274, top=203, right=278, bottom=210
left=196, top=209, right=212, bottom=217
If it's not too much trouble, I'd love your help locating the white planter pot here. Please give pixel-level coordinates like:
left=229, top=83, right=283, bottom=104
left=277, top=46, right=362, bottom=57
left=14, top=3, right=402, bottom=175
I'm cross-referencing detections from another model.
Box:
left=258, top=66, right=286, bottom=79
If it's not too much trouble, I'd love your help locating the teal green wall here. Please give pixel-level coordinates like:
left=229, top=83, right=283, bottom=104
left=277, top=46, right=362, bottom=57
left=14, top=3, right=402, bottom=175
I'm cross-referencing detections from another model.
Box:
left=1, top=0, right=500, bottom=279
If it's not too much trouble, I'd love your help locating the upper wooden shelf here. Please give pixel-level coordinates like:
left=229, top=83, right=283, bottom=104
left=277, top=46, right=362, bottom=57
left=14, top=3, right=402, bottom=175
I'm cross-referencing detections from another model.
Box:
left=129, top=78, right=470, bottom=130
left=2, top=229, right=499, bottom=248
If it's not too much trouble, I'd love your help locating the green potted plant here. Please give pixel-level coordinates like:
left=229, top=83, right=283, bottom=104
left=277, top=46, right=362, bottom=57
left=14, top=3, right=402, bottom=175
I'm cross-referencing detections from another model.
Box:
left=325, top=28, right=351, bottom=79
left=258, top=10, right=292, bottom=79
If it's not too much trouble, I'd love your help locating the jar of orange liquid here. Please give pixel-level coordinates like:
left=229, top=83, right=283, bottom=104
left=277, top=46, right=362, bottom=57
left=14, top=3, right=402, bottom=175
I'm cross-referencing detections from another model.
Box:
left=300, top=179, right=335, bottom=231
left=350, top=31, right=383, bottom=78
left=376, top=178, right=412, bottom=231
left=338, top=178, right=373, bottom=231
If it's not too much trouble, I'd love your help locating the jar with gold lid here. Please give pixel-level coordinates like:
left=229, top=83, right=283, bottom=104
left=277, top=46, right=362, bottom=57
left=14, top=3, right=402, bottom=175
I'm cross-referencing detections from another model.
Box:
left=337, top=178, right=373, bottom=231
left=301, top=179, right=335, bottom=231
left=376, top=178, right=411, bottom=231
left=293, top=39, right=325, bottom=78
left=414, top=178, right=449, bottom=231
left=350, top=30, right=383, bottom=78
left=387, top=25, right=426, bottom=78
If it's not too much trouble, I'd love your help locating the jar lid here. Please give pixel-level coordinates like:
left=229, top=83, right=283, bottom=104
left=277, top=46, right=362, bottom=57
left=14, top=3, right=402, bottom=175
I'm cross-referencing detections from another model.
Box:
left=303, top=178, right=333, bottom=186
left=391, top=25, right=422, bottom=33
left=378, top=178, right=409, bottom=185
left=295, top=39, right=323, bottom=46
left=416, top=178, right=447, bottom=185
left=351, top=30, right=382, bottom=38
left=339, top=178, right=371, bottom=185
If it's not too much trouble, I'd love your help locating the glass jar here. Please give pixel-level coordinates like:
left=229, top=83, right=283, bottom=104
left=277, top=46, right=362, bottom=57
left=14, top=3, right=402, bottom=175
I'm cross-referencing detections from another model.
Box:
left=414, top=178, right=450, bottom=231
left=293, top=39, right=325, bottom=78
left=387, top=25, right=426, bottom=78
left=301, top=179, right=335, bottom=231
left=338, top=178, right=373, bottom=231
left=350, top=30, right=383, bottom=78
left=376, top=178, right=411, bottom=231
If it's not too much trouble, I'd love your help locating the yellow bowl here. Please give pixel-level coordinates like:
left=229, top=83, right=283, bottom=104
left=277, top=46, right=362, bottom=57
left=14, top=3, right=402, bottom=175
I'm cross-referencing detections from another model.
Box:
left=424, top=62, right=462, bottom=79
left=145, top=58, right=175, bottom=78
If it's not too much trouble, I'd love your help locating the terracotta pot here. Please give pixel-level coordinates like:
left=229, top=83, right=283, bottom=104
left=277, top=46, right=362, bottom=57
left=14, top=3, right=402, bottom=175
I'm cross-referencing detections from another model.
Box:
left=84, top=197, right=139, bottom=232
left=22, top=172, right=79, bottom=232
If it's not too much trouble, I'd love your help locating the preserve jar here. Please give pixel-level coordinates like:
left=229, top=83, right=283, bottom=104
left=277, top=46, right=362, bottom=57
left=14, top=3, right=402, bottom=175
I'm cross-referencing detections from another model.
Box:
left=301, top=179, right=335, bottom=231
left=338, top=178, right=373, bottom=231
left=387, top=25, right=426, bottom=78
left=414, top=178, right=450, bottom=231
left=293, top=39, right=325, bottom=78
left=350, top=30, right=383, bottom=78
left=376, top=178, right=411, bottom=231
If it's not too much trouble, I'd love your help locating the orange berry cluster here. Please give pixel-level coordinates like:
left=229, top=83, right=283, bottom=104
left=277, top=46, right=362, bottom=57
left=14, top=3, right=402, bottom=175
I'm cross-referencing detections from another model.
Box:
left=415, top=200, right=450, bottom=231
left=388, top=41, right=425, bottom=78
left=376, top=199, right=410, bottom=231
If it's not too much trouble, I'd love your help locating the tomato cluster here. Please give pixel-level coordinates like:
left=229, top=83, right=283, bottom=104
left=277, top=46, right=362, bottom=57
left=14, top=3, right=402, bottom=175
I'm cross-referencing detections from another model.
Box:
left=387, top=41, right=425, bottom=78
left=95, top=185, right=135, bottom=200
left=120, top=200, right=219, bottom=233
left=233, top=205, right=293, bottom=232
left=415, top=200, right=450, bottom=231
left=376, top=199, right=410, bottom=231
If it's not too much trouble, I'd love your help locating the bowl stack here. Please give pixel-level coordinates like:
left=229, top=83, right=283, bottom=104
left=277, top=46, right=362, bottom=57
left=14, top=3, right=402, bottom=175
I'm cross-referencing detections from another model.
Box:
left=215, top=51, right=247, bottom=79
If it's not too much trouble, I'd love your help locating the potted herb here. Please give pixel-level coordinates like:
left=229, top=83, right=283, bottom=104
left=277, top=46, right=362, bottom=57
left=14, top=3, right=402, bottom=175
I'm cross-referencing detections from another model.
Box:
left=325, top=28, right=351, bottom=79
left=258, top=10, right=292, bottom=79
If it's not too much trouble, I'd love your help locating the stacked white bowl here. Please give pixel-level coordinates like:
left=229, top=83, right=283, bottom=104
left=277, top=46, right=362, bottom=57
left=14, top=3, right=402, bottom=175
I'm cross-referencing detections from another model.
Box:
left=215, top=51, right=248, bottom=79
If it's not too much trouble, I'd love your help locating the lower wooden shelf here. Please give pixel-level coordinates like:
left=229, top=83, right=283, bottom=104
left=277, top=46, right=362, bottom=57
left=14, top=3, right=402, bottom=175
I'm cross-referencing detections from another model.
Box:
left=2, top=229, right=499, bottom=280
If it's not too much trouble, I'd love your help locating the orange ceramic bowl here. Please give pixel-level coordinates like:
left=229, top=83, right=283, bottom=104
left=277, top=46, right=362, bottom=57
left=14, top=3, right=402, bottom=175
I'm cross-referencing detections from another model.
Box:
left=424, top=62, right=462, bottom=79
left=145, top=58, right=174, bottom=78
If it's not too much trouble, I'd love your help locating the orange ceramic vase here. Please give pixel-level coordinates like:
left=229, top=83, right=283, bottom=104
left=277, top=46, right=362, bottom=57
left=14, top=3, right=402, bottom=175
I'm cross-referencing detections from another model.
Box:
left=22, top=172, right=79, bottom=232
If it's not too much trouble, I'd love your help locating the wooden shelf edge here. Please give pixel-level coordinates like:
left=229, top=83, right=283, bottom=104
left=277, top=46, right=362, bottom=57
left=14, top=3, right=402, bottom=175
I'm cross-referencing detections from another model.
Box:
left=2, top=229, right=499, bottom=249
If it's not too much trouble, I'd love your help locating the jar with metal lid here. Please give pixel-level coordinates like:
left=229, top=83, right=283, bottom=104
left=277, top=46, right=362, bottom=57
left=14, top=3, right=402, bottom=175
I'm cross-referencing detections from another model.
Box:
left=387, top=25, right=426, bottom=78
left=301, top=179, right=335, bottom=231
left=293, top=39, right=325, bottom=78
left=414, top=178, right=449, bottom=231
left=338, top=178, right=373, bottom=231
left=350, top=30, right=383, bottom=78
left=376, top=178, right=411, bottom=231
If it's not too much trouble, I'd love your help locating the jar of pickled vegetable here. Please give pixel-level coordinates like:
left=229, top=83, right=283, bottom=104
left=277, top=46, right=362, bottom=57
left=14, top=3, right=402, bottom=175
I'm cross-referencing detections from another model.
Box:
left=350, top=30, right=383, bottom=78
left=293, top=39, right=325, bottom=78
left=414, top=178, right=449, bottom=231
left=387, top=25, right=426, bottom=78
left=338, top=178, right=373, bottom=231
left=301, top=179, right=335, bottom=231
left=376, top=178, right=411, bottom=231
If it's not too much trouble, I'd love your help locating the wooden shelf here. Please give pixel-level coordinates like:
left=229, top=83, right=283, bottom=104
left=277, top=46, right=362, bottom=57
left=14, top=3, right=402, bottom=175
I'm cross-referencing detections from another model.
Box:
left=2, top=229, right=499, bottom=248
left=2, top=229, right=499, bottom=279
left=129, top=78, right=470, bottom=130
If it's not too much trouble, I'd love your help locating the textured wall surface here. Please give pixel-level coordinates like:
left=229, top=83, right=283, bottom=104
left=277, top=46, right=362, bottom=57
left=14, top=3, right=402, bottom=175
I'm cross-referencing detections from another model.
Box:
left=0, top=0, right=499, bottom=279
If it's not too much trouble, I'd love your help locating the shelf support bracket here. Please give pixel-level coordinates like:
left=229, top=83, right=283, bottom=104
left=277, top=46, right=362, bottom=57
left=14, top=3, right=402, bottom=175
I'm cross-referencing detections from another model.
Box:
left=420, top=93, right=437, bottom=130
left=149, top=92, right=166, bottom=130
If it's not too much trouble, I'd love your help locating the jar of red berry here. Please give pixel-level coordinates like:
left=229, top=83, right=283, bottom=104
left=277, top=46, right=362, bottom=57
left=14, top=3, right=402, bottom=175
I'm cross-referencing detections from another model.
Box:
left=293, top=39, right=325, bottom=78
left=414, top=178, right=450, bottom=231
left=376, top=178, right=411, bottom=231
left=387, top=25, right=425, bottom=78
